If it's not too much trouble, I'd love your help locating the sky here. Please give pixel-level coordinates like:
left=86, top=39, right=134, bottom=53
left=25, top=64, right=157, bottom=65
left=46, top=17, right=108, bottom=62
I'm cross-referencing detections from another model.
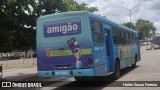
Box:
left=75, top=0, right=160, bottom=33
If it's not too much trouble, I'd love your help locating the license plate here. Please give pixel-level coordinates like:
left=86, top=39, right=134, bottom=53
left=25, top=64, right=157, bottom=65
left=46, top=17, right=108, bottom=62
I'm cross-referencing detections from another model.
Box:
left=55, top=71, right=69, bottom=76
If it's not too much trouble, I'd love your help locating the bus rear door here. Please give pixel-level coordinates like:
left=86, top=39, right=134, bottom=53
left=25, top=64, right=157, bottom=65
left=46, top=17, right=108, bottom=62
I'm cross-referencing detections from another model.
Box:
left=104, top=25, right=114, bottom=73
left=91, top=20, right=107, bottom=76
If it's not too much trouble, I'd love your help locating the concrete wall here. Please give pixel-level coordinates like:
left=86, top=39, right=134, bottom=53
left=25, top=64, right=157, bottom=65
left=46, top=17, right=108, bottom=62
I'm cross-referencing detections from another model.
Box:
left=0, top=58, right=37, bottom=70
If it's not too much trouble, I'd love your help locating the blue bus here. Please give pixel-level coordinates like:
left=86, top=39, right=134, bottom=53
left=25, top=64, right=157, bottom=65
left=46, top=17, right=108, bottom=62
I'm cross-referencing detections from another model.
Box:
left=36, top=11, right=141, bottom=80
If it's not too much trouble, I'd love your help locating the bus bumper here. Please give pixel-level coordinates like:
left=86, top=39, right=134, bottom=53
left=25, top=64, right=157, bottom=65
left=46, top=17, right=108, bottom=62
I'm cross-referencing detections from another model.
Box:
left=38, top=69, right=95, bottom=77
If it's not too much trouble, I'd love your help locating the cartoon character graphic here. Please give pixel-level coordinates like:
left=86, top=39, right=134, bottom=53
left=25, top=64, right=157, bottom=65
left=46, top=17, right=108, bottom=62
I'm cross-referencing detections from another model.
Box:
left=67, top=37, right=83, bottom=68
left=46, top=48, right=52, bottom=56
left=119, top=45, right=131, bottom=59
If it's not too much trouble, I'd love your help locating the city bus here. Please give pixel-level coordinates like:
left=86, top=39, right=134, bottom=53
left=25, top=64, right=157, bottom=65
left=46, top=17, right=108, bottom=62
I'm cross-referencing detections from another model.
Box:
left=36, top=11, right=141, bottom=80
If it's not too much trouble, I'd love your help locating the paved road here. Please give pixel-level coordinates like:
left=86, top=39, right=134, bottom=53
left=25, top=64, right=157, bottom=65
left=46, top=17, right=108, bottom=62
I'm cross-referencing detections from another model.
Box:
left=118, top=49, right=160, bottom=81
left=5, top=47, right=160, bottom=90
left=2, top=67, right=37, bottom=81
left=41, top=47, right=160, bottom=90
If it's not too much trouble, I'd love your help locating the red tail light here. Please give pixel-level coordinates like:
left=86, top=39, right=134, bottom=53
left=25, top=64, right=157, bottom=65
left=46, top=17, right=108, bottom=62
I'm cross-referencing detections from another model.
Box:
left=88, top=56, right=93, bottom=66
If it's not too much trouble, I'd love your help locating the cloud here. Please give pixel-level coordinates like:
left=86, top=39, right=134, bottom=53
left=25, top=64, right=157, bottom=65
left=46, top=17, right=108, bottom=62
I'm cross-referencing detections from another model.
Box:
left=75, top=0, right=160, bottom=33
left=138, top=0, right=154, bottom=2
left=154, top=22, right=160, bottom=33
left=150, top=0, right=160, bottom=11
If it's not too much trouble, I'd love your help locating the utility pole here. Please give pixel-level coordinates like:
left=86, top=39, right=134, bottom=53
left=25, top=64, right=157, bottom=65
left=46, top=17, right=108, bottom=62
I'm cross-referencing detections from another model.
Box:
left=120, top=3, right=142, bottom=29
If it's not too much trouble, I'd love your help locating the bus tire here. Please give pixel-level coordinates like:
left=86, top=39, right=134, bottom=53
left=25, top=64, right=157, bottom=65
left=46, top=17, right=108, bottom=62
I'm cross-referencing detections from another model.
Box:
left=114, top=60, right=120, bottom=80
left=132, top=55, right=137, bottom=68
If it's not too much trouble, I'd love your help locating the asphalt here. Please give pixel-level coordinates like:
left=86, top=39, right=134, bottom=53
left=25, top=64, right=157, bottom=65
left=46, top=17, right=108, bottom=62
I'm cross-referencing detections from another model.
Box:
left=0, top=46, right=147, bottom=81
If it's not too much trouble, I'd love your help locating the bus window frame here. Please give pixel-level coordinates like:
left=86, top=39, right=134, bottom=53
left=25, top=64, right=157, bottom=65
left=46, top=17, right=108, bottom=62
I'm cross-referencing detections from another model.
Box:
left=90, top=19, right=104, bottom=45
left=112, top=26, right=136, bottom=45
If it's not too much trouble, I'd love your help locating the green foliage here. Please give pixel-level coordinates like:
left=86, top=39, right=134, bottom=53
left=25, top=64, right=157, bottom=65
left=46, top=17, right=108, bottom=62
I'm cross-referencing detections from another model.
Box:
left=123, top=19, right=156, bottom=40
left=64, top=0, right=98, bottom=12
left=123, top=22, right=136, bottom=30
left=0, top=0, right=98, bottom=53
left=0, top=0, right=37, bottom=52
left=135, top=19, right=156, bottom=40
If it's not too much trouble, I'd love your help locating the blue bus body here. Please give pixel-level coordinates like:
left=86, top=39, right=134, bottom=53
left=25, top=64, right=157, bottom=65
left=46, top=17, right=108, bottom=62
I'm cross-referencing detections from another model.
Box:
left=37, top=11, right=140, bottom=78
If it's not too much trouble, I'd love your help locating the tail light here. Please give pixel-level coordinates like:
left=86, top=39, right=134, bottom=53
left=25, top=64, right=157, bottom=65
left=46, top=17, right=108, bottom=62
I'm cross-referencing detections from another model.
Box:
left=88, top=56, right=93, bottom=66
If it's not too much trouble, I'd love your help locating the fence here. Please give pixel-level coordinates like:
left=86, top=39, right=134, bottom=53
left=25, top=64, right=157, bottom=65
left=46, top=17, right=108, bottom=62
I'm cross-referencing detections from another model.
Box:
left=0, top=58, right=37, bottom=70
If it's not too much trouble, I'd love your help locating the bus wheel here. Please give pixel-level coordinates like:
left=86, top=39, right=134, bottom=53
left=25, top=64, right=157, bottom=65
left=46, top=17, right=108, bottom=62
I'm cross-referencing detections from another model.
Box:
left=132, top=55, right=137, bottom=68
left=114, top=60, right=120, bottom=80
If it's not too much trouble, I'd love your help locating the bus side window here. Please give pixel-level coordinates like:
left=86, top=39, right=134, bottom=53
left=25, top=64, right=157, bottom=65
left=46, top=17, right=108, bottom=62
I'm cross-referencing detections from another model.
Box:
left=121, top=30, right=125, bottom=44
left=124, top=31, right=127, bottom=44
left=131, top=33, right=134, bottom=44
left=112, top=26, right=121, bottom=44
left=129, top=33, right=132, bottom=44
left=126, top=32, right=130, bottom=44
left=125, top=32, right=128, bottom=44
left=128, top=32, right=130, bottom=44
left=91, top=20, right=104, bottom=44
left=133, top=34, right=136, bottom=44
left=91, top=20, right=95, bottom=32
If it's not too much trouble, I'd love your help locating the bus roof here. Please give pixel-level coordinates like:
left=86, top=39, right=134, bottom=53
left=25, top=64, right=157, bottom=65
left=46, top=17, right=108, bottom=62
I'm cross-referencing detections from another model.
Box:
left=37, top=11, right=88, bottom=21
left=38, top=11, right=137, bottom=34
left=86, top=11, right=137, bottom=34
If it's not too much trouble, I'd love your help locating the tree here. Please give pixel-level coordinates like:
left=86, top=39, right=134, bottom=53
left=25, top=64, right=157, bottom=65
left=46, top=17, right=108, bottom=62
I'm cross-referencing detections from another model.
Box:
left=135, top=19, right=156, bottom=40
left=0, top=0, right=98, bottom=53
left=0, top=0, right=39, bottom=52
left=64, top=0, right=98, bottom=12
left=122, top=20, right=156, bottom=40
left=123, top=22, right=136, bottom=30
